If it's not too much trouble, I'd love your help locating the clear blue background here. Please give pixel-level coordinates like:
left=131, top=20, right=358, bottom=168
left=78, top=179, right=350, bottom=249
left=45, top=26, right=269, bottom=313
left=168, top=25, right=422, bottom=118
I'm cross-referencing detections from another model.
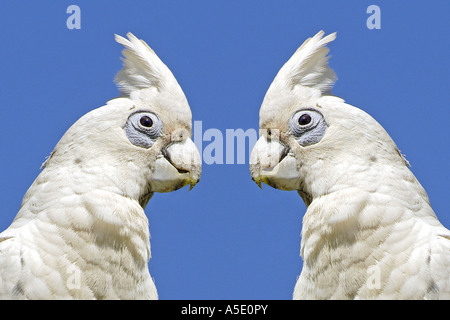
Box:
left=0, top=1, right=448, bottom=299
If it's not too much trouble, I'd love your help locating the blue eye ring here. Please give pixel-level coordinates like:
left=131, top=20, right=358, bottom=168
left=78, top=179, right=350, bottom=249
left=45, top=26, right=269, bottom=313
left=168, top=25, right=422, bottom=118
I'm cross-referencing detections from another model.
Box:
left=290, top=109, right=323, bottom=134
left=125, top=111, right=163, bottom=148
left=128, top=111, right=162, bottom=136
left=289, top=109, right=327, bottom=146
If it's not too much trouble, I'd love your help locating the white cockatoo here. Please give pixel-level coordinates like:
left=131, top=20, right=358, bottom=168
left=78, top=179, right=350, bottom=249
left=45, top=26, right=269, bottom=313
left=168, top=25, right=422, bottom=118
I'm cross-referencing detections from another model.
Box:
left=0, top=33, right=201, bottom=299
left=250, top=31, right=450, bottom=299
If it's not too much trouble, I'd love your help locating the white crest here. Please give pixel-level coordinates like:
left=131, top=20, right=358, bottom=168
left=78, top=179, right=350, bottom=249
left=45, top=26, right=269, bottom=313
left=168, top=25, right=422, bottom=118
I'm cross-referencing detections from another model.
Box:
left=277, top=30, right=337, bottom=95
left=114, top=33, right=176, bottom=95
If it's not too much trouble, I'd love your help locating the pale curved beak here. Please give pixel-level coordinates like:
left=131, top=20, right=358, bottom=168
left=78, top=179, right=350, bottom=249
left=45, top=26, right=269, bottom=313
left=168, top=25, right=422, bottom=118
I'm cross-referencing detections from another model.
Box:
left=150, top=138, right=201, bottom=193
left=249, top=135, right=301, bottom=191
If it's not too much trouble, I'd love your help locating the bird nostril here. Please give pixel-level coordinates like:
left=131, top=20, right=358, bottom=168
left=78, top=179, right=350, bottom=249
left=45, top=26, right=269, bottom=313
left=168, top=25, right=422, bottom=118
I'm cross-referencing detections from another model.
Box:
left=170, top=129, right=187, bottom=143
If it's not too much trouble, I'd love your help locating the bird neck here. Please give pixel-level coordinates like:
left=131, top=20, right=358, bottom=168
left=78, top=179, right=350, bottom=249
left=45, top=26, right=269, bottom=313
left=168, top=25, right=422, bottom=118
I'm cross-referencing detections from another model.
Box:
left=299, top=173, right=436, bottom=271
left=14, top=168, right=153, bottom=267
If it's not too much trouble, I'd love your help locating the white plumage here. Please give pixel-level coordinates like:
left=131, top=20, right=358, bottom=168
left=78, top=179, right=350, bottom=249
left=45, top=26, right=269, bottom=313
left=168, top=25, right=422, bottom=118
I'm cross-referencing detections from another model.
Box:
left=0, top=33, right=201, bottom=299
left=250, top=31, right=450, bottom=299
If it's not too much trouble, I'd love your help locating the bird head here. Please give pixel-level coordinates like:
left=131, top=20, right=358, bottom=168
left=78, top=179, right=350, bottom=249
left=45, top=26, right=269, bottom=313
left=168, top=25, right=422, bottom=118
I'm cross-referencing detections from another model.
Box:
left=43, top=33, right=201, bottom=208
left=250, top=31, right=408, bottom=205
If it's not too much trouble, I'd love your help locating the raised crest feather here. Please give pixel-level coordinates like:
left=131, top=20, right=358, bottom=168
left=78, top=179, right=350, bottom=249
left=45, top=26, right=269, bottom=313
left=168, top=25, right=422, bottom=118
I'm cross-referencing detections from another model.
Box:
left=114, top=33, right=169, bottom=95
left=281, top=30, right=337, bottom=94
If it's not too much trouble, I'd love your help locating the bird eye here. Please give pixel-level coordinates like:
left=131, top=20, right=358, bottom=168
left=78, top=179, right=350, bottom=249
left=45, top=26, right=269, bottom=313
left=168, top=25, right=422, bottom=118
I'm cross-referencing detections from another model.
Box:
left=298, top=114, right=312, bottom=126
left=140, top=116, right=153, bottom=128
left=133, top=112, right=160, bottom=133
left=289, top=109, right=327, bottom=146
left=125, top=111, right=162, bottom=148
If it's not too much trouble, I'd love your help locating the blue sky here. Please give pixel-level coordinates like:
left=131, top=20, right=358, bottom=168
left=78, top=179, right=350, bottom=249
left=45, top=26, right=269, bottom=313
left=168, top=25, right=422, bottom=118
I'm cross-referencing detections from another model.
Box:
left=0, top=1, right=448, bottom=299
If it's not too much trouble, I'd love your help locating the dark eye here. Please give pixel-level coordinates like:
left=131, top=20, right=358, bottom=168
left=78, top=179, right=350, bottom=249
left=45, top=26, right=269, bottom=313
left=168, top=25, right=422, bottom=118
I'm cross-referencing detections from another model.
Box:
left=298, top=114, right=312, bottom=126
left=140, top=116, right=153, bottom=128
